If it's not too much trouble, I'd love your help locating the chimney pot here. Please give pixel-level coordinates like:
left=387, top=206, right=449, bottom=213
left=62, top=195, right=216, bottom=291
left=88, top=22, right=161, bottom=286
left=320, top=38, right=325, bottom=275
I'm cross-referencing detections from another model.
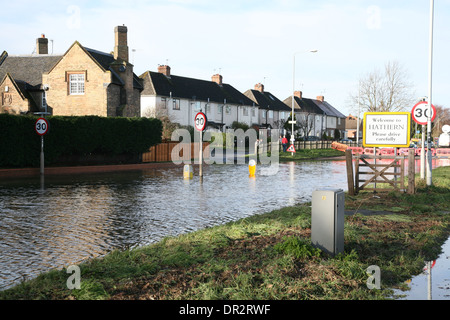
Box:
left=316, top=95, right=324, bottom=102
left=294, top=91, right=302, bottom=99
left=254, top=83, right=264, bottom=92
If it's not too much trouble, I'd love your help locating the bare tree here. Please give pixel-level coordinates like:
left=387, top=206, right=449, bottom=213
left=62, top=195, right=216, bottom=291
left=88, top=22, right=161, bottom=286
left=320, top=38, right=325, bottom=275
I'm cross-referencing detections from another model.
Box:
left=350, top=61, right=415, bottom=113
left=297, top=113, right=315, bottom=138
left=432, top=105, right=450, bottom=137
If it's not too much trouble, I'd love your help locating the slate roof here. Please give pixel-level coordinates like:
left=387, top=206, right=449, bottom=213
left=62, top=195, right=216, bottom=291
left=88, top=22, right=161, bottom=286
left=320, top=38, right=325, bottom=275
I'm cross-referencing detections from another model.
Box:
left=283, top=95, right=345, bottom=118
left=313, top=100, right=346, bottom=118
left=84, top=47, right=142, bottom=90
left=0, top=46, right=143, bottom=93
left=244, top=89, right=291, bottom=112
left=0, top=51, right=62, bottom=90
left=140, top=71, right=254, bottom=106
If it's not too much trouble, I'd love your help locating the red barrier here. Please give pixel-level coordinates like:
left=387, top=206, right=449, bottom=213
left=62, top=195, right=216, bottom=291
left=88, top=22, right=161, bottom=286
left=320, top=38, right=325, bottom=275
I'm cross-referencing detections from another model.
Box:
left=380, top=148, right=395, bottom=155
left=417, top=148, right=437, bottom=156
left=348, top=147, right=364, bottom=155
left=436, top=148, right=450, bottom=157
left=398, top=148, right=410, bottom=155
left=364, top=148, right=375, bottom=155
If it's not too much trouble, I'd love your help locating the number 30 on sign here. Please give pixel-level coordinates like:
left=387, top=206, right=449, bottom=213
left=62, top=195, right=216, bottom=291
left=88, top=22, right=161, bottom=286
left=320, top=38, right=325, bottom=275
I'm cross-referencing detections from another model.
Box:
left=412, top=101, right=436, bottom=125
left=194, top=112, right=207, bottom=132
left=35, top=118, right=49, bottom=136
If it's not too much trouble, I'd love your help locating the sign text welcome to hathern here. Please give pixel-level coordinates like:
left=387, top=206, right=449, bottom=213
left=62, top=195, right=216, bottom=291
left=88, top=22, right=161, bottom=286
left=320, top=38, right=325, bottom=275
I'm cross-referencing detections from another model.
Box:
left=363, top=112, right=411, bottom=148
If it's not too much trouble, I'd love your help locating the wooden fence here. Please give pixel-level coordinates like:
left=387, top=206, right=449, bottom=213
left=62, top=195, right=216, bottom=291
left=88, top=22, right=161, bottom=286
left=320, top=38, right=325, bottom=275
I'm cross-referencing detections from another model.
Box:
left=142, top=141, right=209, bottom=163
left=346, top=149, right=415, bottom=195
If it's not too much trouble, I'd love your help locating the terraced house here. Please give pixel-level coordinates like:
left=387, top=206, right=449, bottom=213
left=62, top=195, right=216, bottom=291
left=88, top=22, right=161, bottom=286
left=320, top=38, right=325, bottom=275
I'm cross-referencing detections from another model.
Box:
left=140, top=66, right=257, bottom=131
left=0, top=26, right=142, bottom=117
left=284, top=91, right=346, bottom=139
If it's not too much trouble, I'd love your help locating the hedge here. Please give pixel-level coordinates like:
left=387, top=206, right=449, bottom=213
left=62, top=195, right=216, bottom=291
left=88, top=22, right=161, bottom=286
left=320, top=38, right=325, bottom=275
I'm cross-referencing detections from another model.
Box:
left=0, top=114, right=162, bottom=168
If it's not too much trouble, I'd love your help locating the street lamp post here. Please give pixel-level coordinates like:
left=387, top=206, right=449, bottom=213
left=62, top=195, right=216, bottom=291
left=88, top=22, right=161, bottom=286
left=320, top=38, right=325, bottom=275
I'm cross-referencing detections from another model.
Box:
left=291, top=50, right=318, bottom=154
left=426, top=0, right=434, bottom=186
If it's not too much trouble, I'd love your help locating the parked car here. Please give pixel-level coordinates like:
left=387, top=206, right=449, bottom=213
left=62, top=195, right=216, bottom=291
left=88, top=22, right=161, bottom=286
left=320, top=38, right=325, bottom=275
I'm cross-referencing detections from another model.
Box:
left=305, top=136, right=320, bottom=141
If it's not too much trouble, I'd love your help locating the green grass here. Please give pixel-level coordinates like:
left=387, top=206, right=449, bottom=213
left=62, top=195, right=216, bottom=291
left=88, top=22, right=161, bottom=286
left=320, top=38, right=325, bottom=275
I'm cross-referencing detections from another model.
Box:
left=1, top=166, right=449, bottom=300
left=278, top=148, right=344, bottom=162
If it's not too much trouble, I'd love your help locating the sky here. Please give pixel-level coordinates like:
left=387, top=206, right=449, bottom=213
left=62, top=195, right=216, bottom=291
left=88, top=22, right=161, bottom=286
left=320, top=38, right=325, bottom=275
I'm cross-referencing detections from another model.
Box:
left=2, top=0, right=450, bottom=117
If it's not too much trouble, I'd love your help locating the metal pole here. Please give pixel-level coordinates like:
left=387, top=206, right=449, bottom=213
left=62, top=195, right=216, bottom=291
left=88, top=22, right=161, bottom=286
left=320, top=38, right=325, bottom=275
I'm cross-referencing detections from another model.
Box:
left=427, top=261, right=432, bottom=300
left=40, top=135, right=44, bottom=175
left=421, top=125, right=425, bottom=179
left=426, top=0, right=434, bottom=186
left=291, top=54, right=296, bottom=155
left=199, top=128, right=203, bottom=178
left=356, top=84, right=360, bottom=146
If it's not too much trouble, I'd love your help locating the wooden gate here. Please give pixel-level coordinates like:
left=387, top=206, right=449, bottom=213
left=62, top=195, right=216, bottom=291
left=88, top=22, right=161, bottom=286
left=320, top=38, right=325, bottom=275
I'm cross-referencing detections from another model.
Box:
left=355, top=155, right=405, bottom=193
left=346, top=149, right=415, bottom=195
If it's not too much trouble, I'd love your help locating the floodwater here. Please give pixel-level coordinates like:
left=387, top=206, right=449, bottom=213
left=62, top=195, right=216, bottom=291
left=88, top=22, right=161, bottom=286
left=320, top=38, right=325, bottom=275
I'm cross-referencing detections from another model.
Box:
left=392, top=237, right=450, bottom=300
left=0, top=158, right=448, bottom=296
left=0, top=160, right=349, bottom=290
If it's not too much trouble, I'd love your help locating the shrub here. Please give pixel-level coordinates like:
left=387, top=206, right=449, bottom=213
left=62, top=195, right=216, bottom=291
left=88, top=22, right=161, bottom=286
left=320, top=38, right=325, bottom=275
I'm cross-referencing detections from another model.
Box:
left=0, top=114, right=162, bottom=167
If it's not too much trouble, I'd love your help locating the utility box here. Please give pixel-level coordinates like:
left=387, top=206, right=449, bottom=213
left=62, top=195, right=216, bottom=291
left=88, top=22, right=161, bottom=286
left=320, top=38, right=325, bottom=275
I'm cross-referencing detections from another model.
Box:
left=311, top=189, right=345, bottom=256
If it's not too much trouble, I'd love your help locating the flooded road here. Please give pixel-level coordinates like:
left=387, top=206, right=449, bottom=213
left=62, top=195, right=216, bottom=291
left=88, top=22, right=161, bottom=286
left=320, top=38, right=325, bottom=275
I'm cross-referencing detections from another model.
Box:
left=0, top=160, right=348, bottom=290
left=0, top=158, right=448, bottom=296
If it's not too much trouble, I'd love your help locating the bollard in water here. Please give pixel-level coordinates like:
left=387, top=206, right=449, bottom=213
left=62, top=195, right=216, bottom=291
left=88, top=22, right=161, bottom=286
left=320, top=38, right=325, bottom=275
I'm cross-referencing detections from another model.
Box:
left=248, top=159, right=256, bottom=178
left=183, top=164, right=193, bottom=180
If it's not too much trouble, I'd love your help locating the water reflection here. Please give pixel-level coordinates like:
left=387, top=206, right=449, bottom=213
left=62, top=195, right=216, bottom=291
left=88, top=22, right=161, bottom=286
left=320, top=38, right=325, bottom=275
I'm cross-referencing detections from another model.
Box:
left=0, top=161, right=349, bottom=290
left=0, top=159, right=448, bottom=291
left=393, top=237, right=450, bottom=300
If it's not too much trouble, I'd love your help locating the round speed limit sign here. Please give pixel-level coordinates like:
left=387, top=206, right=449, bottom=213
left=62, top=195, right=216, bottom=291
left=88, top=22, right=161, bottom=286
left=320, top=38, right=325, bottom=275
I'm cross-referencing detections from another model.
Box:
left=35, top=118, right=49, bottom=136
left=412, top=101, right=436, bottom=125
left=194, top=112, right=207, bottom=132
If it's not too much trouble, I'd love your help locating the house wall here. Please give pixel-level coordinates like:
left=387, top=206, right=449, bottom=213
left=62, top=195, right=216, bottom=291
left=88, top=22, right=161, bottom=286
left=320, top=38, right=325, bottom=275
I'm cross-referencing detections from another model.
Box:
left=42, top=43, right=111, bottom=116
left=0, top=76, right=30, bottom=114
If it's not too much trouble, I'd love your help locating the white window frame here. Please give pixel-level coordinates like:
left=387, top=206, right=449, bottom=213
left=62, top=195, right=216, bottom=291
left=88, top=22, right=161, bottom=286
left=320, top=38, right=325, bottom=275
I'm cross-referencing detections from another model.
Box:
left=69, top=73, right=85, bottom=95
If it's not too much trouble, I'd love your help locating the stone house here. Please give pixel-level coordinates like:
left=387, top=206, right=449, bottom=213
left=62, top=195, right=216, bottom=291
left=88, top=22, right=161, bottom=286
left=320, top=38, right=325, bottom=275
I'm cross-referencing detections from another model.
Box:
left=140, top=66, right=257, bottom=131
left=0, top=26, right=142, bottom=117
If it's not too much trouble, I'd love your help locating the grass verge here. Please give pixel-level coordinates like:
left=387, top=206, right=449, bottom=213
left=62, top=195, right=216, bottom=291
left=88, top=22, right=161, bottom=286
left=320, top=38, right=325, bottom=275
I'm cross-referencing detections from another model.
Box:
left=0, top=166, right=448, bottom=300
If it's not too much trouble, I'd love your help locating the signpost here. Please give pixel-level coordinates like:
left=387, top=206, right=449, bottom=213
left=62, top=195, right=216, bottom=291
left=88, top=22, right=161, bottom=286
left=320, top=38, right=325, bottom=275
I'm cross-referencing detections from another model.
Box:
left=35, top=118, right=49, bottom=175
left=194, top=112, right=207, bottom=178
left=412, top=101, right=436, bottom=179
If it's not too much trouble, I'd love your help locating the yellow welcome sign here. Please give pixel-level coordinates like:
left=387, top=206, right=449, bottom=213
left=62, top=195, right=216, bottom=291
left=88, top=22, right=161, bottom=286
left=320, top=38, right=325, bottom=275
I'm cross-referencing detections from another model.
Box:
left=363, top=112, right=411, bottom=148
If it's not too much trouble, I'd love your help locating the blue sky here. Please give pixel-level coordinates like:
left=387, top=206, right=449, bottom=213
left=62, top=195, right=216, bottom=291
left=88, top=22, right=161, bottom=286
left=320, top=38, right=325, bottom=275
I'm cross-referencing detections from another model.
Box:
left=2, top=0, right=449, bottom=116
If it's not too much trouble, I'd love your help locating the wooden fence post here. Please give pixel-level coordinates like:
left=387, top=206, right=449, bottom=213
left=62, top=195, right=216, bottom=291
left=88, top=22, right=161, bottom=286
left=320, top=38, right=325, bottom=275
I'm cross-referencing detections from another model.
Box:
left=345, top=149, right=355, bottom=196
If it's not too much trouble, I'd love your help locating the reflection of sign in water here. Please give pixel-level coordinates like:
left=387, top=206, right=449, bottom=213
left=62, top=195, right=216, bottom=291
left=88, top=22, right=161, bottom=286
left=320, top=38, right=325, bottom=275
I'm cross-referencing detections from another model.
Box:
left=363, top=112, right=411, bottom=148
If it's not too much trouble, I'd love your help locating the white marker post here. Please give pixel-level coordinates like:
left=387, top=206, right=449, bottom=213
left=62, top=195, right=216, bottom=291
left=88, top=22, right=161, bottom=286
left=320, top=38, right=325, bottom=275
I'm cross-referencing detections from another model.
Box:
left=194, top=112, right=207, bottom=178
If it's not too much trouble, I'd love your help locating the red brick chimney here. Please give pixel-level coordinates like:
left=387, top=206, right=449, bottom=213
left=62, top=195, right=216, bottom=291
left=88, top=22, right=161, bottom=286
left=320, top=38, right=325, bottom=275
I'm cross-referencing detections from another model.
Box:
left=294, top=91, right=302, bottom=99
left=212, top=74, right=223, bottom=85
left=158, top=65, right=171, bottom=77
left=254, top=83, right=264, bottom=92
left=36, top=34, right=48, bottom=55
left=316, top=96, right=324, bottom=102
